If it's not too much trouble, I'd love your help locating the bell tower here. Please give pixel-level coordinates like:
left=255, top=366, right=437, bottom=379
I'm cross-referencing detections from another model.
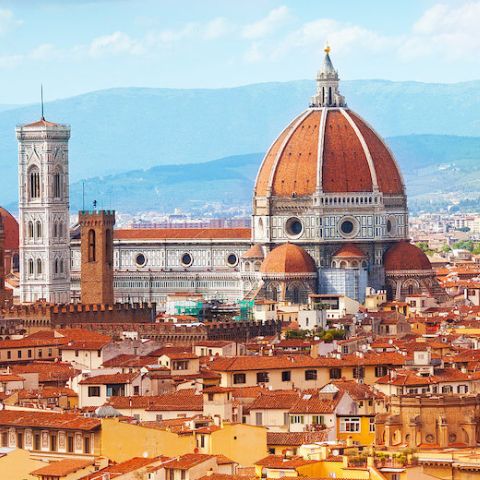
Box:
left=79, top=210, right=115, bottom=305
left=17, top=117, right=71, bottom=303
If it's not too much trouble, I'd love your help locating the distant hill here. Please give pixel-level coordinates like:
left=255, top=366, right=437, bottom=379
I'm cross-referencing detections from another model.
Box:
left=48, top=134, right=479, bottom=214
left=1, top=79, right=480, bottom=205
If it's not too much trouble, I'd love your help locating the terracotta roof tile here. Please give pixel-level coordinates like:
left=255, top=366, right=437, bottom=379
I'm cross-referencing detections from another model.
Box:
left=260, top=243, right=316, bottom=274
left=267, top=431, right=328, bottom=446
left=31, top=458, right=93, bottom=476
left=114, top=228, right=251, bottom=241
left=81, top=457, right=170, bottom=479
left=323, top=110, right=373, bottom=193
left=255, top=114, right=303, bottom=197
left=349, top=111, right=404, bottom=195
left=79, top=372, right=139, bottom=385
left=165, top=453, right=215, bottom=470
left=271, top=110, right=320, bottom=196
left=384, top=241, right=432, bottom=271
left=332, top=244, right=366, bottom=258
left=242, top=244, right=264, bottom=259
left=0, top=410, right=100, bottom=431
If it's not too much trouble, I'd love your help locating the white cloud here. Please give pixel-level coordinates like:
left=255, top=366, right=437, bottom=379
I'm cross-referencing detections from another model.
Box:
left=88, top=31, right=145, bottom=57
left=204, top=17, right=232, bottom=39
left=152, top=23, right=197, bottom=44
left=242, top=6, right=291, bottom=39
left=30, top=44, right=60, bottom=61
left=0, top=9, right=22, bottom=35
left=252, top=17, right=395, bottom=64
left=400, top=1, right=480, bottom=60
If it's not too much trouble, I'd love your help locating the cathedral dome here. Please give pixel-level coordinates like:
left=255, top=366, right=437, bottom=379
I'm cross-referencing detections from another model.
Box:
left=0, top=207, right=19, bottom=251
left=260, top=243, right=316, bottom=274
left=254, top=50, right=404, bottom=199
left=384, top=241, right=432, bottom=271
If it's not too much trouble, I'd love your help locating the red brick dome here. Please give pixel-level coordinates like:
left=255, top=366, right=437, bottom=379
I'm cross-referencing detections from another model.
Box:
left=260, top=243, right=316, bottom=274
left=255, top=108, right=404, bottom=198
left=0, top=207, right=19, bottom=251
left=333, top=244, right=366, bottom=258
left=384, top=241, right=432, bottom=271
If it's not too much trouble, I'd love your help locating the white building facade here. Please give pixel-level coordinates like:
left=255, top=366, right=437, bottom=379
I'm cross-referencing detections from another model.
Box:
left=17, top=118, right=71, bottom=303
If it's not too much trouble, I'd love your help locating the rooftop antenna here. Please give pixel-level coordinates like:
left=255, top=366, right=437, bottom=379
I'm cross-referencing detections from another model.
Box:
left=40, top=84, right=45, bottom=120
left=82, top=181, right=85, bottom=211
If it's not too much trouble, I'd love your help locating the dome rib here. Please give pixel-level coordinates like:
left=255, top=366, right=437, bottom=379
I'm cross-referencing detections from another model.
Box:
left=349, top=112, right=405, bottom=195
left=322, top=110, right=373, bottom=193
left=254, top=107, right=405, bottom=198
left=341, top=109, right=378, bottom=191
left=267, top=109, right=312, bottom=197
left=271, top=110, right=320, bottom=197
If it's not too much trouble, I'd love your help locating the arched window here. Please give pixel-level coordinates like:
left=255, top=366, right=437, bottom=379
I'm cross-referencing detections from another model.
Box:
left=28, top=221, right=34, bottom=239
left=270, top=286, right=278, bottom=302
left=53, top=222, right=58, bottom=238
left=59, top=222, right=64, bottom=238
left=36, top=221, right=42, bottom=239
left=36, top=259, right=42, bottom=275
left=60, top=259, right=64, bottom=273
left=53, top=171, right=62, bottom=198
left=28, top=167, right=40, bottom=199
left=28, top=259, right=34, bottom=275
left=105, top=229, right=112, bottom=265
left=54, top=259, right=59, bottom=274
left=88, top=229, right=96, bottom=262
left=408, top=285, right=414, bottom=295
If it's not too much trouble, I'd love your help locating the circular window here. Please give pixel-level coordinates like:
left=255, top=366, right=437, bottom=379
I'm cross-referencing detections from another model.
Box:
left=341, top=220, right=354, bottom=235
left=135, top=253, right=146, bottom=267
left=338, top=217, right=358, bottom=238
left=227, top=253, right=238, bottom=267
left=285, top=217, right=303, bottom=237
left=181, top=253, right=193, bottom=267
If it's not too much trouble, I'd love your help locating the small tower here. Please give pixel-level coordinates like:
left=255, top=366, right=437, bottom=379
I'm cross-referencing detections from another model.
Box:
left=311, top=46, right=346, bottom=107
left=17, top=116, right=71, bottom=303
left=79, top=210, right=115, bottom=305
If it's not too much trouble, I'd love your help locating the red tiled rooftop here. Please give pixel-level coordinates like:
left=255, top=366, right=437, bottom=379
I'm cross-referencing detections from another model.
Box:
left=255, top=108, right=403, bottom=197
left=260, top=243, right=316, bottom=274
left=242, top=244, right=264, bottom=259
left=384, top=241, right=432, bottom=271
left=0, top=410, right=100, bottom=431
left=31, top=458, right=93, bottom=477
left=165, top=453, right=215, bottom=470
left=114, top=228, right=251, bottom=241
left=333, top=244, right=366, bottom=258
left=79, top=372, right=139, bottom=385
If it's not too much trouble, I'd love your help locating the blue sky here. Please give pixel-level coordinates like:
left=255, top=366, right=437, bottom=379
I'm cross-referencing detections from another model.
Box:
left=0, top=0, right=478, bottom=103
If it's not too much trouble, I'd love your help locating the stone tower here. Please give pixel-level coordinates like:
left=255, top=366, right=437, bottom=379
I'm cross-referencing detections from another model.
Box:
left=17, top=118, right=71, bottom=303
left=79, top=210, right=115, bottom=305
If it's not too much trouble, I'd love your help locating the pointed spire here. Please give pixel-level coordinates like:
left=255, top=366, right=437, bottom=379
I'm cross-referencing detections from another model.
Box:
left=310, top=45, right=346, bottom=108
left=40, top=84, right=45, bottom=120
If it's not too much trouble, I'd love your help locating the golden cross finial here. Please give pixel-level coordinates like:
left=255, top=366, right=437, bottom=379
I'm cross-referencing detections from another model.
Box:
left=324, top=44, right=331, bottom=54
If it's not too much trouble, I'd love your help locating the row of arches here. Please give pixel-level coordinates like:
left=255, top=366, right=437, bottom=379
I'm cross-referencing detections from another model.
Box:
left=27, top=258, right=66, bottom=277
left=26, top=220, right=66, bottom=240
left=27, top=167, right=64, bottom=201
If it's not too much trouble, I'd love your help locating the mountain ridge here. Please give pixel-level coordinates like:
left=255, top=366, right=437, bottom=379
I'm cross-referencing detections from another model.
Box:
left=1, top=78, right=480, bottom=206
